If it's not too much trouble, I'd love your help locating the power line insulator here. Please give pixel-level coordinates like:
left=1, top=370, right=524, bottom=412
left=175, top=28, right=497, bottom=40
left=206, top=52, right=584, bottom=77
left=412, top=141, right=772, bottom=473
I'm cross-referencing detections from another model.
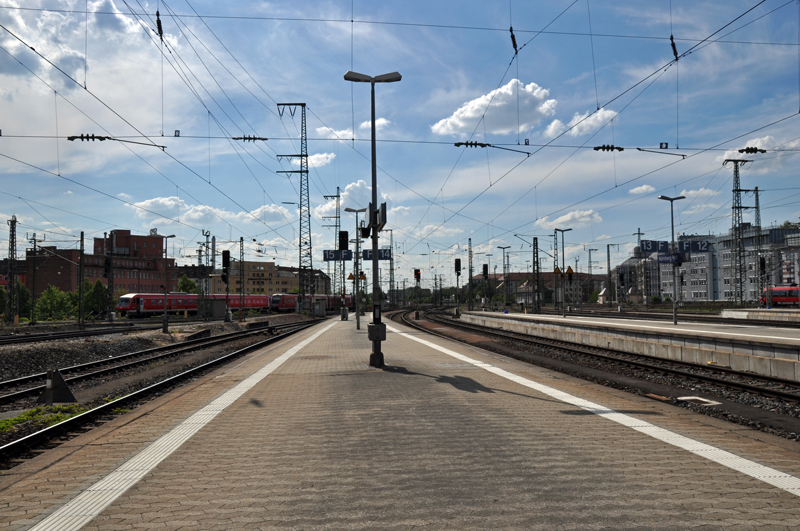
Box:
left=670, top=34, right=678, bottom=61
left=455, top=141, right=489, bottom=148
left=509, top=26, right=518, bottom=54
left=738, top=146, right=766, bottom=154
left=156, top=10, right=163, bottom=41
left=593, top=144, right=623, bottom=152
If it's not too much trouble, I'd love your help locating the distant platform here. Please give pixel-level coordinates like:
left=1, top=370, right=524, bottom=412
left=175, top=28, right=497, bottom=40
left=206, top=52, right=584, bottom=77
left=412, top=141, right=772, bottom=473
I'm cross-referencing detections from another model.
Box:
left=721, top=308, right=800, bottom=322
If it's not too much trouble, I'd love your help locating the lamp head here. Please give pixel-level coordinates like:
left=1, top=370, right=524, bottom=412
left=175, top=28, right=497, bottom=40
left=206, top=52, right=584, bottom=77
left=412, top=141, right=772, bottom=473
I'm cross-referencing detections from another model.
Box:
left=344, top=71, right=372, bottom=83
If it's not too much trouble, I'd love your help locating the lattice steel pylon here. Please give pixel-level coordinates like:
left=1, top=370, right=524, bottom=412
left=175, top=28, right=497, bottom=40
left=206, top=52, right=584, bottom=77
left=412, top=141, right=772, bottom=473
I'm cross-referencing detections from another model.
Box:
left=277, top=103, right=313, bottom=307
left=724, top=158, right=751, bottom=306
left=5, top=215, right=17, bottom=324
left=323, top=187, right=341, bottom=296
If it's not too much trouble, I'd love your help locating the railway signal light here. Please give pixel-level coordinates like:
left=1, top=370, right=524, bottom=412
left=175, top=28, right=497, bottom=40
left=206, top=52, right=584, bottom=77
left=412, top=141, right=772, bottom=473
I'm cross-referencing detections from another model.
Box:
left=414, top=268, right=421, bottom=281
left=482, top=264, right=488, bottom=279
left=222, top=250, right=230, bottom=269
left=455, top=258, right=461, bottom=276
left=339, top=231, right=349, bottom=251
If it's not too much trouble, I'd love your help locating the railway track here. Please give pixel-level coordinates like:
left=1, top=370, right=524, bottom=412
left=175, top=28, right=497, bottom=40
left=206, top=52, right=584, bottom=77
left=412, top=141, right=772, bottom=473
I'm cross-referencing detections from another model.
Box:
left=0, top=321, right=307, bottom=406
left=0, top=319, right=323, bottom=464
left=396, top=310, right=800, bottom=440
left=422, top=310, right=800, bottom=403
left=537, top=306, right=800, bottom=328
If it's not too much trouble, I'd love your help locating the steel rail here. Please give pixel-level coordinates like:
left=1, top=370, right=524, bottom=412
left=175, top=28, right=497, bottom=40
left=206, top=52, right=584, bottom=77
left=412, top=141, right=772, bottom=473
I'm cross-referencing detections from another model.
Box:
left=0, top=321, right=309, bottom=403
left=415, top=310, right=800, bottom=404
left=0, top=319, right=323, bottom=462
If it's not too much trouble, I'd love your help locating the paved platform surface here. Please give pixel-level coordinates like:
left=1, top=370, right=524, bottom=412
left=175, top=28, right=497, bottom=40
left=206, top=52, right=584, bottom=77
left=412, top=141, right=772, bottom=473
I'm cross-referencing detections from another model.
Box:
left=3, top=316, right=800, bottom=529
left=468, top=310, right=800, bottom=346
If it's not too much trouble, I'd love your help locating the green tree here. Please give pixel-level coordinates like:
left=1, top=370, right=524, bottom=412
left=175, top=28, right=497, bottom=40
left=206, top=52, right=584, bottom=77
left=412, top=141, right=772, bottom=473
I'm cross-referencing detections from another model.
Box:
left=17, top=280, right=31, bottom=320
left=82, top=279, right=109, bottom=318
left=177, top=274, right=199, bottom=294
left=36, top=285, right=76, bottom=320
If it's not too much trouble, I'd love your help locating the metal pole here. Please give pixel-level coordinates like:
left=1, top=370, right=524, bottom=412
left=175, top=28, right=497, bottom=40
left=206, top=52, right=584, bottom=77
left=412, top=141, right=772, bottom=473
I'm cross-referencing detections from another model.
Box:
left=355, top=213, right=361, bottom=331
left=369, top=80, right=383, bottom=368
left=670, top=203, right=678, bottom=325
left=79, top=232, right=84, bottom=329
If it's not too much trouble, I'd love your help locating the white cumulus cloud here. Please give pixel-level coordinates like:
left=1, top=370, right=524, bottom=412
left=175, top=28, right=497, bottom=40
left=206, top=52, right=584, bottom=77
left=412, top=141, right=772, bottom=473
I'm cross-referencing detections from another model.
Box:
left=431, top=79, right=557, bottom=136
left=315, top=126, right=353, bottom=139
left=359, top=117, right=391, bottom=132
left=629, top=185, right=655, bottom=195
left=544, top=108, right=618, bottom=138
left=535, top=209, right=602, bottom=230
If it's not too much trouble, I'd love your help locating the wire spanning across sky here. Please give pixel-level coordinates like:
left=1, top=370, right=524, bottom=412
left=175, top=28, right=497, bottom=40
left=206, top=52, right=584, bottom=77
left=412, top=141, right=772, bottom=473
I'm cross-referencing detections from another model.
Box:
left=1, top=0, right=799, bottom=288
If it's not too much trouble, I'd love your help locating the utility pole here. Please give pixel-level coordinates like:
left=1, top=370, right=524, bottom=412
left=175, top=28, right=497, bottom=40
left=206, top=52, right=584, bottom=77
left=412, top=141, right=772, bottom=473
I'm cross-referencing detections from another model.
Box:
left=5, top=216, right=18, bottom=325
left=607, top=244, right=613, bottom=305
left=79, top=232, right=84, bottom=329
left=389, top=230, right=394, bottom=305
left=468, top=238, right=474, bottom=311
left=754, top=187, right=764, bottom=303
left=323, top=187, right=341, bottom=297
left=633, top=228, right=645, bottom=302
left=725, top=158, right=751, bottom=306
left=107, top=230, right=116, bottom=320
left=277, top=103, right=312, bottom=310
left=27, top=232, right=44, bottom=324
left=239, top=236, right=244, bottom=321
left=533, top=237, right=541, bottom=313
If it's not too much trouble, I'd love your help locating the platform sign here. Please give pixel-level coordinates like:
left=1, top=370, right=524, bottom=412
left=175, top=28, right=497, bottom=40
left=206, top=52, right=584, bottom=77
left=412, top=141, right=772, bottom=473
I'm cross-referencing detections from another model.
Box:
left=362, top=249, right=392, bottom=260
left=658, top=253, right=685, bottom=264
left=678, top=240, right=710, bottom=253
left=323, top=249, right=353, bottom=261
left=640, top=240, right=669, bottom=254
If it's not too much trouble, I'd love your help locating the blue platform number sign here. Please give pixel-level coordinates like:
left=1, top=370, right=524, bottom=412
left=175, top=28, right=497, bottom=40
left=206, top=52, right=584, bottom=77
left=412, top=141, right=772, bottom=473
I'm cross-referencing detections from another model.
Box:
left=362, top=249, right=392, bottom=260
left=323, top=249, right=353, bottom=261
left=640, top=240, right=669, bottom=254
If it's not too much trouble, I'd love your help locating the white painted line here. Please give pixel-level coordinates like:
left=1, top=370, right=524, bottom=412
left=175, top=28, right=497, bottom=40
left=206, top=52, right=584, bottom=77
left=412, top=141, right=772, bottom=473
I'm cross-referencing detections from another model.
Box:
left=388, top=324, right=800, bottom=498
left=29, top=321, right=339, bottom=531
left=488, top=313, right=800, bottom=344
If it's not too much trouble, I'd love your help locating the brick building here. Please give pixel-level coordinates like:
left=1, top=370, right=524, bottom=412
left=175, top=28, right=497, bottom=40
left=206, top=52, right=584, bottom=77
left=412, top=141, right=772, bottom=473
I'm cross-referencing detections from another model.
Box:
left=207, top=262, right=331, bottom=296
left=25, top=229, right=179, bottom=299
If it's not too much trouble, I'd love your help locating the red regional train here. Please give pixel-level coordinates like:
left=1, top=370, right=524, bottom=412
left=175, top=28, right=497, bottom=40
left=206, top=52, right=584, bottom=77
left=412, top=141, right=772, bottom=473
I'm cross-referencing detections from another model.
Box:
left=760, top=286, right=800, bottom=306
left=115, top=292, right=354, bottom=317
left=115, top=292, right=273, bottom=317
left=271, top=293, right=354, bottom=312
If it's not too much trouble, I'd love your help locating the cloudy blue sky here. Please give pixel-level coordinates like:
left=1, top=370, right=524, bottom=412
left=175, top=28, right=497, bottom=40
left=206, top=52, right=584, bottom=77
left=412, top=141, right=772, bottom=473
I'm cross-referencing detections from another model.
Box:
left=2, top=0, right=799, bottom=290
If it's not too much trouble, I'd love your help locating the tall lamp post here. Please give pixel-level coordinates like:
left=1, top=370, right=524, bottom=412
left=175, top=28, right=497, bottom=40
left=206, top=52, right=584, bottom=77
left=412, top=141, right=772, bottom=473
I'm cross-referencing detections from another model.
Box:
left=658, top=195, right=685, bottom=325
left=345, top=207, right=366, bottom=330
left=554, top=228, right=572, bottom=317
left=161, top=234, right=175, bottom=333
left=345, top=69, right=402, bottom=369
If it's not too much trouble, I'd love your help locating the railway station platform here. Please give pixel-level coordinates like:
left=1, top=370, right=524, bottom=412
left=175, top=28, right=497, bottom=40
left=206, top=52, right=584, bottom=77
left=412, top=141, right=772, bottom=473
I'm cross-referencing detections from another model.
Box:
left=2, top=316, right=800, bottom=529
left=462, top=311, right=800, bottom=383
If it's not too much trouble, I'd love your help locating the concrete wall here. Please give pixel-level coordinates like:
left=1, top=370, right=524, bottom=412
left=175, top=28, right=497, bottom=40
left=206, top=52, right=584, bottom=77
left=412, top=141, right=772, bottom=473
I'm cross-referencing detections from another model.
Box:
left=462, top=313, right=800, bottom=383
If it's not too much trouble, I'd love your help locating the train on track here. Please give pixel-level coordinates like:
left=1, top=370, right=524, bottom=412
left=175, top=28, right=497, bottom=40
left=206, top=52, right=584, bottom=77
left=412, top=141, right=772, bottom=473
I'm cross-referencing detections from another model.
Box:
left=271, top=293, right=353, bottom=312
left=115, top=292, right=354, bottom=317
left=760, top=286, right=800, bottom=306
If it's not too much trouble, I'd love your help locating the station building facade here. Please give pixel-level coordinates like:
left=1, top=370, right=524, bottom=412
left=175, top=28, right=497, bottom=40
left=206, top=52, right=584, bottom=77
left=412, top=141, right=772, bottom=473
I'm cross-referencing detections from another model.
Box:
left=24, top=229, right=179, bottom=299
left=620, top=223, right=800, bottom=304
